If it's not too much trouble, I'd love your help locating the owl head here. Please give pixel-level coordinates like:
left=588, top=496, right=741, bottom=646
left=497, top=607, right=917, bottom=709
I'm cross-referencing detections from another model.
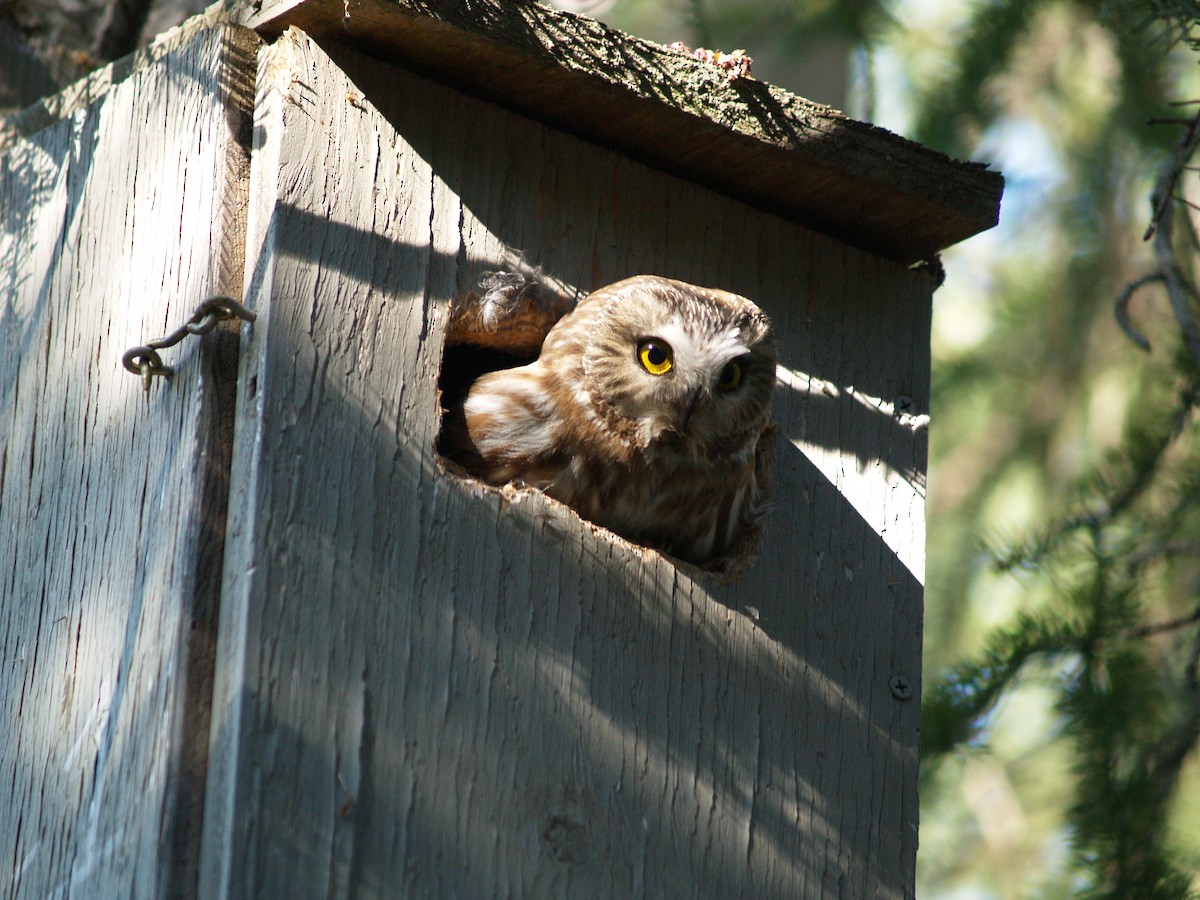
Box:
left=579, top=276, right=776, bottom=455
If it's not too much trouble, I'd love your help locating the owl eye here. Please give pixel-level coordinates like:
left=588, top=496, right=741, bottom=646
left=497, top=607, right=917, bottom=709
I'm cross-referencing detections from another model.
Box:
left=637, top=339, right=673, bottom=375
left=717, top=359, right=744, bottom=392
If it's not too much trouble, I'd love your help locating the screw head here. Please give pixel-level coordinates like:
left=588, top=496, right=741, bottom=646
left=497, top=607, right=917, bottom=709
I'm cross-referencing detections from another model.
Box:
left=889, top=675, right=913, bottom=701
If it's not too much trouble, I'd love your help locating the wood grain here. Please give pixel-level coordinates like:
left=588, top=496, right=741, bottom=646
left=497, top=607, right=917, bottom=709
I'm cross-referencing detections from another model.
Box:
left=0, top=22, right=257, bottom=899
left=245, top=0, right=1003, bottom=265
left=202, top=29, right=927, bottom=898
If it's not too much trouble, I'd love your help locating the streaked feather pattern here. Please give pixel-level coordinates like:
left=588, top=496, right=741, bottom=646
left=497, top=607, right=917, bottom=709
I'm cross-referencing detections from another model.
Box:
left=450, top=275, right=776, bottom=563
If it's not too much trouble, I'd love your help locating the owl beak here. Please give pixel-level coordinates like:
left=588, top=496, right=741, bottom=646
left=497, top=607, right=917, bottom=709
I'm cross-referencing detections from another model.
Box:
left=679, top=386, right=704, bottom=432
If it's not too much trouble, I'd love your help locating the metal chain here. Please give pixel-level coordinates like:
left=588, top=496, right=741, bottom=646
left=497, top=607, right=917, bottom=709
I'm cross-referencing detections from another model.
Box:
left=122, top=296, right=257, bottom=393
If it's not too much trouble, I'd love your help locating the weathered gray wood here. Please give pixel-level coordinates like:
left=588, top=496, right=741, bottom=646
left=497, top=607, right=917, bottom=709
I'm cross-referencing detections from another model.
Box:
left=0, top=21, right=256, bottom=898
left=244, top=0, right=1003, bottom=265
left=202, top=28, right=926, bottom=898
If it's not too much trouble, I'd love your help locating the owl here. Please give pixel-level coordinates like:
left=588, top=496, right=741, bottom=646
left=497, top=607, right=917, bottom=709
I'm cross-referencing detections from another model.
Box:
left=444, top=274, right=777, bottom=564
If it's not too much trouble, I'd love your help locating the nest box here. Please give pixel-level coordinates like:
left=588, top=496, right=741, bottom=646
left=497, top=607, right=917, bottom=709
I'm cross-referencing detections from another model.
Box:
left=0, top=2, right=1002, bottom=897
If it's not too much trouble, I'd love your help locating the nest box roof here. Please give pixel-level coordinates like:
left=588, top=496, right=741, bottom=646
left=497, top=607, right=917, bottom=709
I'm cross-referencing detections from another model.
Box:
left=247, top=0, right=1004, bottom=265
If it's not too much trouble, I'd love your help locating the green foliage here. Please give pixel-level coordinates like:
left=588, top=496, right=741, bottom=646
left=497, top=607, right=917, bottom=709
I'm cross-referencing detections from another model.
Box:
left=891, top=0, right=1200, bottom=891
left=913, top=0, right=1177, bottom=157
left=912, top=0, right=1044, bottom=155
left=921, top=608, right=1083, bottom=759
left=924, top=299, right=1200, bottom=894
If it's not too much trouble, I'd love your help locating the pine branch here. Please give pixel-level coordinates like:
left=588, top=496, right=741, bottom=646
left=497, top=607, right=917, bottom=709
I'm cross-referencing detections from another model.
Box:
left=922, top=1, right=1200, bottom=892
left=1187, top=624, right=1200, bottom=689
left=1056, top=571, right=1200, bottom=898
left=1121, top=605, right=1200, bottom=638
left=1128, top=537, right=1200, bottom=568
left=921, top=611, right=1085, bottom=759
left=993, top=380, right=1197, bottom=572
left=1142, top=689, right=1200, bottom=792
left=911, top=0, right=1041, bottom=153
left=991, top=459, right=1159, bottom=570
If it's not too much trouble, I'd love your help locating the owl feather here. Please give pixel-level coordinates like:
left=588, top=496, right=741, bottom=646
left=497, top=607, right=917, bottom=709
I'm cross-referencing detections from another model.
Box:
left=446, top=275, right=777, bottom=564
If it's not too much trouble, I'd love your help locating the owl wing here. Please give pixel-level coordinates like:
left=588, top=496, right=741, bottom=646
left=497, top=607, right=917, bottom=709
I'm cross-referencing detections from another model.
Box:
left=442, top=273, right=614, bottom=491
left=445, top=271, right=578, bottom=357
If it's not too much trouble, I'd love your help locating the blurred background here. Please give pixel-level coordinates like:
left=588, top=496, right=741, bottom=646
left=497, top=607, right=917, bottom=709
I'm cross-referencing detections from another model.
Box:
left=5, top=0, right=1198, bottom=894
left=549, top=0, right=1200, bottom=896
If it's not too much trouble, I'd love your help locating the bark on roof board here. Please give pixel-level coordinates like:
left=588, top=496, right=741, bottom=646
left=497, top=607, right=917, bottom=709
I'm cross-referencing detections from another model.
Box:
left=246, top=0, right=1004, bottom=264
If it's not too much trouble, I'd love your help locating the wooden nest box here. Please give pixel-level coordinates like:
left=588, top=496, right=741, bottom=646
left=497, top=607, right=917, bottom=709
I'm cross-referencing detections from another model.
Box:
left=0, top=1, right=1003, bottom=897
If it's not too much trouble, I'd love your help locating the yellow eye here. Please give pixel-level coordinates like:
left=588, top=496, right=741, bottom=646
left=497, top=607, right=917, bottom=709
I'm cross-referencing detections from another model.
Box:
left=717, top=359, right=743, bottom=391
left=637, top=339, right=673, bottom=375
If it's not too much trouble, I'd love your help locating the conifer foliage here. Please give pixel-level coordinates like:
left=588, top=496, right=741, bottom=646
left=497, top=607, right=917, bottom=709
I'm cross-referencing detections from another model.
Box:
left=916, top=0, right=1200, bottom=894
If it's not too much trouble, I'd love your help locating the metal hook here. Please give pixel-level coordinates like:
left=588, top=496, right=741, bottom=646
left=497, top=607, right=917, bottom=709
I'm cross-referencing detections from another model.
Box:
left=122, top=296, right=256, bottom=393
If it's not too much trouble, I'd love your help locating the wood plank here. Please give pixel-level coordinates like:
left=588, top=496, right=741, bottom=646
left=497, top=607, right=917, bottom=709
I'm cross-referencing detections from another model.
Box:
left=203, top=29, right=925, bottom=897
left=0, top=21, right=257, bottom=898
left=244, top=0, right=1003, bottom=265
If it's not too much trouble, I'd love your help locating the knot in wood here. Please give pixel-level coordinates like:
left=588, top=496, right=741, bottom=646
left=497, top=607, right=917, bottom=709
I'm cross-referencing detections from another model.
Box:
left=541, top=814, right=589, bottom=865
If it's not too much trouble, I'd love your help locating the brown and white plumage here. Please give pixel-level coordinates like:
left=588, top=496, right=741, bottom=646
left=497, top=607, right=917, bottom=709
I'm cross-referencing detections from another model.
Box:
left=449, top=275, right=777, bottom=563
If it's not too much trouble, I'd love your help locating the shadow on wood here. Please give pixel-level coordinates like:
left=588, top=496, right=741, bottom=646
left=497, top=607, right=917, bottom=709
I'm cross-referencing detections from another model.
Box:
left=0, top=8, right=963, bottom=896
left=0, top=24, right=256, bottom=897
left=200, top=32, right=924, bottom=898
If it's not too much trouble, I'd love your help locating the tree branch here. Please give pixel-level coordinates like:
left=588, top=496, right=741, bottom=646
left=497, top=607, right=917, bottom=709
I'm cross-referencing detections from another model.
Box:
left=1145, top=108, right=1200, bottom=370
left=1114, top=272, right=1164, bottom=351
left=1121, top=605, right=1200, bottom=639
left=1129, top=537, right=1200, bottom=569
